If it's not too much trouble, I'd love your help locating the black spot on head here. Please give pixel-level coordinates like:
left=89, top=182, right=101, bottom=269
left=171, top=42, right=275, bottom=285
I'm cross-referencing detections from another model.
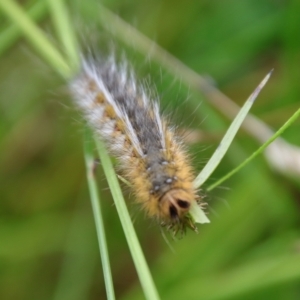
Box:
left=169, top=205, right=178, bottom=219
left=177, top=200, right=190, bottom=209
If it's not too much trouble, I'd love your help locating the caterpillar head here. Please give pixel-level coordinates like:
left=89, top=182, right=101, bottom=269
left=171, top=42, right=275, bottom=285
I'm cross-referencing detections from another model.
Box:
left=160, top=189, right=198, bottom=234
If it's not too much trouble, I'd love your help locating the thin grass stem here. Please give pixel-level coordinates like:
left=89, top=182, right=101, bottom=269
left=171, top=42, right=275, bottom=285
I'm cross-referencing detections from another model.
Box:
left=208, top=107, right=300, bottom=191
left=47, top=0, right=79, bottom=71
left=84, top=129, right=116, bottom=300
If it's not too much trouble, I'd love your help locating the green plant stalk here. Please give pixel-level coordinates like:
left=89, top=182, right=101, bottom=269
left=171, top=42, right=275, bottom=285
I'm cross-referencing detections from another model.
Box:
left=95, top=138, right=160, bottom=300
left=0, top=0, right=71, bottom=78
left=84, top=129, right=116, bottom=300
left=208, top=107, right=300, bottom=191
left=47, top=0, right=79, bottom=71
left=0, top=0, right=47, bottom=56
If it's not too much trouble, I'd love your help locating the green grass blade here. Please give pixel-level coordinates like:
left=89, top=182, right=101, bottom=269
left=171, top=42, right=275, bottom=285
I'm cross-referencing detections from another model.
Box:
left=189, top=199, right=210, bottom=224
left=84, top=129, right=116, bottom=300
left=0, top=0, right=72, bottom=78
left=95, top=138, right=160, bottom=300
left=208, top=106, right=300, bottom=191
left=193, top=71, right=273, bottom=189
left=0, top=0, right=47, bottom=56
left=47, top=0, right=79, bottom=71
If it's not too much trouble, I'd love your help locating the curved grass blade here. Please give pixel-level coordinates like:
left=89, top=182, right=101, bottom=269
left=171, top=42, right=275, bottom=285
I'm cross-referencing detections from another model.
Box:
left=193, top=70, right=273, bottom=189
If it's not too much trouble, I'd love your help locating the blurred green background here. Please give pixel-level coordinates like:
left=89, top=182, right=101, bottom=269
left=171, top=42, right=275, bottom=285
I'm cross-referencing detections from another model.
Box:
left=1, top=0, right=300, bottom=299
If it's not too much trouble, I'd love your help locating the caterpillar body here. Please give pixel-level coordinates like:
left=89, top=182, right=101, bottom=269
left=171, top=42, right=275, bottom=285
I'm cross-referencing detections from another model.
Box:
left=70, top=56, right=199, bottom=232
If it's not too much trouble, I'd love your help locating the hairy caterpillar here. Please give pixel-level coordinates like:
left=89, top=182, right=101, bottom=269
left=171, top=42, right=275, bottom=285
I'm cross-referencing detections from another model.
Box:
left=70, top=55, right=200, bottom=233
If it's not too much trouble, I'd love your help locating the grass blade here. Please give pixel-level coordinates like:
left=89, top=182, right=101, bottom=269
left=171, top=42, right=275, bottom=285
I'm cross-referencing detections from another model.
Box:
left=47, top=0, right=79, bottom=71
left=193, top=70, right=273, bottom=189
left=208, top=106, right=300, bottom=191
left=0, top=0, right=71, bottom=78
left=189, top=199, right=210, bottom=224
left=95, top=138, right=160, bottom=300
left=84, top=129, right=116, bottom=300
left=0, top=0, right=47, bottom=56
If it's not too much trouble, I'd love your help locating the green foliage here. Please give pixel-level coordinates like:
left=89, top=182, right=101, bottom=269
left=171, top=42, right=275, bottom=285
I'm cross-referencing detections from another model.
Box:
left=0, top=0, right=300, bottom=300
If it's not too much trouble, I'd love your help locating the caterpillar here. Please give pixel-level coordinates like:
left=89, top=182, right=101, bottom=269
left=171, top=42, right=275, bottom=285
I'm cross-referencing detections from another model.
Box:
left=70, top=55, right=200, bottom=233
